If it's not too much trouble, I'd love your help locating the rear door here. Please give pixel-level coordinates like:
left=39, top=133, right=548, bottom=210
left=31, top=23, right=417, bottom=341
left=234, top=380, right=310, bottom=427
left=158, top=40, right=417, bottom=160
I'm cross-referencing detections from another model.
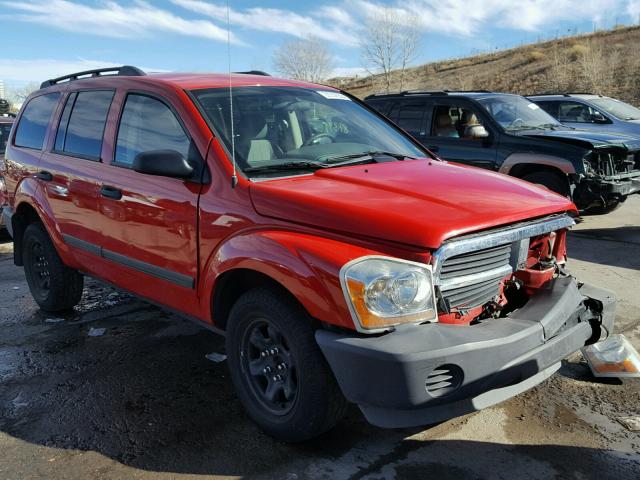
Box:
left=95, top=91, right=203, bottom=313
left=39, top=89, right=115, bottom=250
left=386, top=99, right=430, bottom=142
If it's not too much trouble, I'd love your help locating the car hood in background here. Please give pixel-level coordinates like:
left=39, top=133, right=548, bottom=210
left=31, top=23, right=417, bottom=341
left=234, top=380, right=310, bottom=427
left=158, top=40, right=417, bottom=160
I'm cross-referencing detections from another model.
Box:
left=249, top=160, right=576, bottom=249
left=521, top=128, right=640, bottom=150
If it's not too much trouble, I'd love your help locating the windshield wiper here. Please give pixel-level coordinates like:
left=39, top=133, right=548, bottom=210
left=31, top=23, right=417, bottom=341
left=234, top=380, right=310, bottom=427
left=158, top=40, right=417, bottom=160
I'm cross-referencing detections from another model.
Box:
left=322, top=150, right=416, bottom=163
left=244, top=161, right=326, bottom=174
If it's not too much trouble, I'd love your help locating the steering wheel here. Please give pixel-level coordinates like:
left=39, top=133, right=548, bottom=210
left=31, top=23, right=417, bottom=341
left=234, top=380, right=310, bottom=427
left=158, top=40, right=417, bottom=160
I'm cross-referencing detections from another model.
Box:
left=511, top=118, right=526, bottom=127
left=303, top=133, right=335, bottom=147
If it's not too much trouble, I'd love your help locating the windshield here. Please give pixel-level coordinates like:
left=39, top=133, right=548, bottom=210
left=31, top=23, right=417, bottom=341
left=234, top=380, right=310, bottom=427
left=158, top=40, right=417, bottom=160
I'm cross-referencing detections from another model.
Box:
left=0, top=122, right=12, bottom=154
left=478, top=95, right=562, bottom=132
left=589, top=97, right=640, bottom=121
left=191, top=86, right=426, bottom=177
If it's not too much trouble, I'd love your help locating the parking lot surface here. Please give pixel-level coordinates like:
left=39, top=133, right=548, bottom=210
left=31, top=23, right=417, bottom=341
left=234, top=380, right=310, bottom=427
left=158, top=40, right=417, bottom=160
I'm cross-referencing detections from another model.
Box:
left=0, top=197, right=639, bottom=480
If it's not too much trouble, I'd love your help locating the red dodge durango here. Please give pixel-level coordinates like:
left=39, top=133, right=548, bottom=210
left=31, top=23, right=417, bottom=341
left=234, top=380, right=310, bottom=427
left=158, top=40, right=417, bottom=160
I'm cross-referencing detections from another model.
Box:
left=1, top=67, right=615, bottom=441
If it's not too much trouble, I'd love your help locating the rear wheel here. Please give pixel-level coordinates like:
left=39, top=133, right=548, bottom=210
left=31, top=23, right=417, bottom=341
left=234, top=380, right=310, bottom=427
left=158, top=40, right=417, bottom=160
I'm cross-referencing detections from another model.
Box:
left=521, top=171, right=570, bottom=197
left=23, top=223, right=84, bottom=312
left=226, top=287, right=348, bottom=442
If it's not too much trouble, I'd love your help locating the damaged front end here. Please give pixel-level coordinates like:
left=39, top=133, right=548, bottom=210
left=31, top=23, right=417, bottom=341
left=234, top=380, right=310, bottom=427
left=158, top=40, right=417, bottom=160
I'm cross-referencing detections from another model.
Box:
left=316, top=214, right=616, bottom=428
left=574, top=146, right=640, bottom=211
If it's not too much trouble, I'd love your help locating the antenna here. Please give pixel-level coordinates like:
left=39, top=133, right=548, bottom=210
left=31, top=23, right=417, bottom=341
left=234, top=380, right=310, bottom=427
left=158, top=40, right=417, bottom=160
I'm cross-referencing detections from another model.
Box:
left=226, top=0, right=238, bottom=188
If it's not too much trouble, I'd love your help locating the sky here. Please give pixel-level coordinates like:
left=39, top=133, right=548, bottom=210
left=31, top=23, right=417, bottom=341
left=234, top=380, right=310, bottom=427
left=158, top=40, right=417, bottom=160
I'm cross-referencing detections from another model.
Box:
left=2, top=0, right=640, bottom=88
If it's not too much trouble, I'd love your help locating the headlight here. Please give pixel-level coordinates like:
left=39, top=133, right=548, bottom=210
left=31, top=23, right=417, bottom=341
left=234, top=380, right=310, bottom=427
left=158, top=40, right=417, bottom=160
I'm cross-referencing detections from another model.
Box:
left=340, top=256, right=438, bottom=332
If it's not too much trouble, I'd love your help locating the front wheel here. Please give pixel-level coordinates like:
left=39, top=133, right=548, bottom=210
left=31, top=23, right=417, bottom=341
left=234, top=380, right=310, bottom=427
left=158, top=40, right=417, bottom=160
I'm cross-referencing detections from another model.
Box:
left=226, top=288, right=348, bottom=442
left=521, top=171, right=570, bottom=197
left=23, top=223, right=84, bottom=312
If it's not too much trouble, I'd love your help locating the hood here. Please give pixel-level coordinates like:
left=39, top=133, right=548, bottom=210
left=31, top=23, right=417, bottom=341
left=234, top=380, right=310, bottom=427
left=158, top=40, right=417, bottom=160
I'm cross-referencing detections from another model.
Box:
left=522, top=129, right=640, bottom=151
left=249, top=160, right=576, bottom=249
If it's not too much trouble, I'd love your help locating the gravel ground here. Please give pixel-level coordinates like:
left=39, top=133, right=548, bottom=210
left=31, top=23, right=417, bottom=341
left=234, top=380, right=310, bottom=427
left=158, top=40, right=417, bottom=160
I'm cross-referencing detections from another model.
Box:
left=0, top=196, right=639, bottom=480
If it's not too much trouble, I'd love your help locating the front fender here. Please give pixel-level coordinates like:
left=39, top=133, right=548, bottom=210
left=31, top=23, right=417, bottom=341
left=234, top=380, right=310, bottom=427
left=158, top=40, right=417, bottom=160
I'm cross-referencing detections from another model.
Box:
left=201, top=230, right=383, bottom=330
left=499, top=153, right=579, bottom=176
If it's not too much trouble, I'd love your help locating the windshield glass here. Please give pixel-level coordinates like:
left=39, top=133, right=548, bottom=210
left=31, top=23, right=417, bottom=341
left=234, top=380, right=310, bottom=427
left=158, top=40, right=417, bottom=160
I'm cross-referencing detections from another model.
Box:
left=191, top=86, right=426, bottom=177
left=478, top=95, right=562, bottom=131
left=0, top=122, right=12, bottom=154
left=590, top=97, right=640, bottom=121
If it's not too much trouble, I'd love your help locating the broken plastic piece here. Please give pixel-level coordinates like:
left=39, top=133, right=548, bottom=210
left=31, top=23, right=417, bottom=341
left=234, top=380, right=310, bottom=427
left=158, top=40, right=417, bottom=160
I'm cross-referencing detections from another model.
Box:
left=205, top=352, right=227, bottom=363
left=581, top=334, right=640, bottom=378
left=45, top=318, right=65, bottom=324
left=88, top=327, right=106, bottom=337
left=617, top=416, right=640, bottom=431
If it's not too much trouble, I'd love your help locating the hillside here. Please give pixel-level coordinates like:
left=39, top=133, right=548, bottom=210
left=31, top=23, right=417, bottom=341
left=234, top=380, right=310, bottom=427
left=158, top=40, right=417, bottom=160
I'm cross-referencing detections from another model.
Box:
left=331, top=25, right=640, bottom=104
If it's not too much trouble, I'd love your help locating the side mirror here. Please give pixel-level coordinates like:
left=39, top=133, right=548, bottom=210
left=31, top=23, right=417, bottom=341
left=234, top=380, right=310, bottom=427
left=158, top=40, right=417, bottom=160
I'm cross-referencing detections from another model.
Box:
left=132, top=150, right=194, bottom=179
left=591, top=112, right=609, bottom=124
left=468, top=125, right=490, bottom=139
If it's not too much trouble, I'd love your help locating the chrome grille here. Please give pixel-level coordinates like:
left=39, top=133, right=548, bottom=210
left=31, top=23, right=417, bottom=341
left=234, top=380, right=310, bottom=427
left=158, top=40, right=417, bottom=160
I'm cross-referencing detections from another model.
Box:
left=439, top=244, right=512, bottom=309
left=431, top=214, right=575, bottom=313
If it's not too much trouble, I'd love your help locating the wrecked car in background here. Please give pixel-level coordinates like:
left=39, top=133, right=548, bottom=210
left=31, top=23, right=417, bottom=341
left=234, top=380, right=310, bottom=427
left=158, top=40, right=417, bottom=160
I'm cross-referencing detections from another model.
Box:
left=2, top=67, right=616, bottom=441
left=0, top=104, right=15, bottom=232
left=365, top=91, right=640, bottom=213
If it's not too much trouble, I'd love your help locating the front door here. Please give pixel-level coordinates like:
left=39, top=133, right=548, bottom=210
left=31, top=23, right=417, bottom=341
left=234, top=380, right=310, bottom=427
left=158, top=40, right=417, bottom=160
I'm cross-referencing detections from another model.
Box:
left=96, top=92, right=203, bottom=315
left=425, top=100, right=497, bottom=170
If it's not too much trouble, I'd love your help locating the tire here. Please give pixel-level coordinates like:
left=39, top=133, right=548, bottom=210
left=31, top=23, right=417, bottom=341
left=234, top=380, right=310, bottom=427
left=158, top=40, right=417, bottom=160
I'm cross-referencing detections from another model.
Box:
left=586, top=201, right=622, bottom=215
left=521, top=171, right=569, bottom=197
left=22, top=222, right=84, bottom=312
left=226, top=287, right=348, bottom=442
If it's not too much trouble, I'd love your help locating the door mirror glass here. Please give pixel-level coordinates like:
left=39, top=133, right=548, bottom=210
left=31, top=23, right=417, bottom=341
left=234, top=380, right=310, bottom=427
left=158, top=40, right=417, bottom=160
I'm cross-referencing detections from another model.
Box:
left=132, top=150, right=194, bottom=179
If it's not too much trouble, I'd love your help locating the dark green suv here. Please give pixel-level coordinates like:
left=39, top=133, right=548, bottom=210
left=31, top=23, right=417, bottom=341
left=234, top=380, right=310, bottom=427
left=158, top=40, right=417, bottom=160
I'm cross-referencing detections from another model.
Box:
left=364, top=91, right=640, bottom=212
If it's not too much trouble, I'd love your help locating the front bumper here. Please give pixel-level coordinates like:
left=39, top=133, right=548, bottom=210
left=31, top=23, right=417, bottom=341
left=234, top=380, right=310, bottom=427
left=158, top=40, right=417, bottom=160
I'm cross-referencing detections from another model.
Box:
left=575, top=172, right=640, bottom=209
left=316, top=277, right=615, bottom=428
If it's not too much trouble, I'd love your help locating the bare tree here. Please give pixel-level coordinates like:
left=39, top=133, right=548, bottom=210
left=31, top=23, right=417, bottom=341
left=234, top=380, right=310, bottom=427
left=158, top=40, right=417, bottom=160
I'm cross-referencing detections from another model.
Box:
left=360, top=7, right=421, bottom=92
left=579, top=42, right=619, bottom=94
left=5, top=82, right=39, bottom=111
left=273, top=37, right=334, bottom=83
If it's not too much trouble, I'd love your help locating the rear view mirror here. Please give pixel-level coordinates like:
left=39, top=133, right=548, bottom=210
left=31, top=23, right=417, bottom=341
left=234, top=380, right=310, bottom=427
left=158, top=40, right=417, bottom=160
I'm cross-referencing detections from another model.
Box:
left=132, top=150, right=194, bottom=179
left=468, top=125, right=490, bottom=139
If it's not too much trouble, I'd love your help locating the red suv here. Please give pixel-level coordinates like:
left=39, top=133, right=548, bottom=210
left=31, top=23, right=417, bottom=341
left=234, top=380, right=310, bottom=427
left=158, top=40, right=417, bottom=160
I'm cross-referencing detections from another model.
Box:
left=2, top=66, right=615, bottom=441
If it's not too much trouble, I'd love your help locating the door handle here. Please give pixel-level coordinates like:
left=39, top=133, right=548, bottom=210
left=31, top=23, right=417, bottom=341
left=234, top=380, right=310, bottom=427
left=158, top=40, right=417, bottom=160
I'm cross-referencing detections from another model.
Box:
left=427, top=145, right=440, bottom=153
left=36, top=171, right=53, bottom=182
left=100, top=185, right=123, bottom=200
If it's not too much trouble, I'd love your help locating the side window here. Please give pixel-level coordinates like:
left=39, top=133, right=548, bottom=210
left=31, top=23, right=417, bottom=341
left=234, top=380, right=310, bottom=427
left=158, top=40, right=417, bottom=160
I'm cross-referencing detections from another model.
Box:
left=557, top=101, right=600, bottom=123
left=115, top=94, right=191, bottom=167
left=431, top=104, right=487, bottom=139
left=14, top=93, right=60, bottom=150
left=394, top=102, right=426, bottom=137
left=54, top=90, right=114, bottom=159
left=535, top=101, right=559, bottom=118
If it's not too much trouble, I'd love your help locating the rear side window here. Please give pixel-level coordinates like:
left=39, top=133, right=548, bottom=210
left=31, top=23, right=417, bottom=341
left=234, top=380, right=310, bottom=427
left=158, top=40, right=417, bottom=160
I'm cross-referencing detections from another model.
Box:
left=55, top=90, right=114, bottom=160
left=393, top=102, right=427, bottom=137
left=114, top=94, right=190, bottom=167
left=14, top=93, right=60, bottom=150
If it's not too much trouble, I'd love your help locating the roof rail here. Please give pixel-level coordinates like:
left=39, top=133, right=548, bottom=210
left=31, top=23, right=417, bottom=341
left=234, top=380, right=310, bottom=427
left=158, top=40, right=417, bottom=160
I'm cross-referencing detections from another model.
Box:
left=40, top=65, right=146, bottom=89
left=443, top=89, right=493, bottom=94
left=528, top=92, right=599, bottom=97
left=233, top=70, right=271, bottom=76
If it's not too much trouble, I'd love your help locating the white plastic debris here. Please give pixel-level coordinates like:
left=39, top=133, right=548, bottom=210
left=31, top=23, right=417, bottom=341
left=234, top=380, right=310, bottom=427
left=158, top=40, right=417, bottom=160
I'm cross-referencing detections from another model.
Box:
left=12, top=286, right=19, bottom=290
left=581, top=334, right=640, bottom=378
left=205, top=352, right=227, bottom=363
left=617, top=416, right=640, bottom=431
left=88, top=327, right=106, bottom=337
left=45, top=318, right=65, bottom=324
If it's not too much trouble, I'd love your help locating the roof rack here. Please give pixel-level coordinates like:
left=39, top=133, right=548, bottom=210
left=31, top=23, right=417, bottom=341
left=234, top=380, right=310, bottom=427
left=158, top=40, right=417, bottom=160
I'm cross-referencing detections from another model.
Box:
left=233, top=70, right=271, bottom=76
left=365, top=89, right=493, bottom=99
left=40, top=65, right=146, bottom=89
left=528, top=92, right=600, bottom=97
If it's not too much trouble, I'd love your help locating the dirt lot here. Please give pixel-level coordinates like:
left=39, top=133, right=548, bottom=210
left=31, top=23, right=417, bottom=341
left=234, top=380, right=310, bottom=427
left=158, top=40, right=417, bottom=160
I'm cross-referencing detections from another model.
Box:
left=0, top=197, right=639, bottom=480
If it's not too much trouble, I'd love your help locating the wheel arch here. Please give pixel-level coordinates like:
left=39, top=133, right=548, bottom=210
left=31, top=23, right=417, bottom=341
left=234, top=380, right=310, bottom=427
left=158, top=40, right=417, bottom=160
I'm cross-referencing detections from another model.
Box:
left=203, top=230, right=375, bottom=332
